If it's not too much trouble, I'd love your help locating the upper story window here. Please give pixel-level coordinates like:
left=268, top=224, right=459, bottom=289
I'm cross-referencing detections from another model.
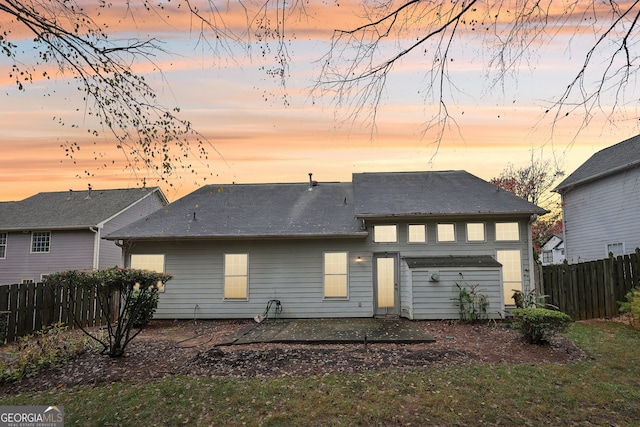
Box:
left=408, top=224, right=426, bottom=243
left=437, top=223, right=455, bottom=242
left=0, top=233, right=6, bottom=259
left=224, top=253, right=248, bottom=300
left=466, top=223, right=485, bottom=242
left=373, top=225, right=397, bottom=243
left=542, top=250, right=553, bottom=264
left=130, top=254, right=165, bottom=273
left=31, top=231, right=51, bottom=253
left=495, top=222, right=520, bottom=241
left=324, top=252, right=348, bottom=298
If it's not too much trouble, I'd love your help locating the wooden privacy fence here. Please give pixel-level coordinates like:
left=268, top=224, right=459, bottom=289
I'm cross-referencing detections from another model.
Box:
left=0, top=281, right=109, bottom=343
left=539, top=249, right=640, bottom=320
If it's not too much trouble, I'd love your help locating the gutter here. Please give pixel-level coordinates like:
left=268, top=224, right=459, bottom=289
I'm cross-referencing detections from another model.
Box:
left=89, top=226, right=101, bottom=270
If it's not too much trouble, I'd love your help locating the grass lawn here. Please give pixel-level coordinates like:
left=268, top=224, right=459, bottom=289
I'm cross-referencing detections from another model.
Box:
left=2, top=320, right=639, bottom=426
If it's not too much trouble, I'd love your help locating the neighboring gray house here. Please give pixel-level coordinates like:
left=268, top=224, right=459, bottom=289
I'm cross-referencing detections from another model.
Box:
left=554, top=135, right=640, bottom=263
left=540, top=235, right=565, bottom=266
left=106, top=171, right=546, bottom=320
left=0, top=187, right=167, bottom=285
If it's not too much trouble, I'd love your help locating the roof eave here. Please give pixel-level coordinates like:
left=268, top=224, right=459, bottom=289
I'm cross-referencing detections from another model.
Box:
left=105, top=232, right=370, bottom=241
left=554, top=160, right=640, bottom=193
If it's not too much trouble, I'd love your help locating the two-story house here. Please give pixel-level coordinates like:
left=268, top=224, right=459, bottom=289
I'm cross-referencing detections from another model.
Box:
left=105, top=171, right=546, bottom=320
left=0, top=186, right=167, bottom=285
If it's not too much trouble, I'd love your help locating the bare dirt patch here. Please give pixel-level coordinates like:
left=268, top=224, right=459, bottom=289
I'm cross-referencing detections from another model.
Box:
left=0, top=319, right=586, bottom=394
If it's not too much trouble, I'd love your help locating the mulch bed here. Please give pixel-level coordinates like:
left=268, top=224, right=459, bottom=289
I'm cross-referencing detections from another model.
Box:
left=0, top=319, right=587, bottom=394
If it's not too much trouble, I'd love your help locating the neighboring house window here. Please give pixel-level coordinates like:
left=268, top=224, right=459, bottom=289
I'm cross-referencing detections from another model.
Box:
left=31, top=231, right=51, bottom=253
left=373, top=225, right=397, bottom=243
left=497, top=250, right=522, bottom=304
left=324, top=252, right=348, bottom=298
left=495, top=222, right=520, bottom=241
left=542, top=250, right=553, bottom=264
left=130, top=254, right=165, bottom=273
left=408, top=224, right=426, bottom=243
left=224, top=254, right=248, bottom=299
left=466, top=223, right=485, bottom=242
left=606, top=243, right=624, bottom=257
left=0, top=233, right=6, bottom=259
left=437, top=223, right=455, bottom=242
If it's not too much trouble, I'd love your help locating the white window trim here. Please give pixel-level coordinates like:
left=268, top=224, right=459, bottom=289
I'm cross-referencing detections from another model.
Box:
left=30, top=231, right=51, bottom=254
left=605, top=242, right=625, bottom=258
left=0, top=232, right=7, bottom=259
left=323, top=251, right=349, bottom=299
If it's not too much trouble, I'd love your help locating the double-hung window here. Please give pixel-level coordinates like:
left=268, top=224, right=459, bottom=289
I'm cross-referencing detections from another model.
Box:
left=373, top=225, right=397, bottom=243
left=495, top=222, right=520, bottom=241
left=224, top=254, right=248, bottom=299
left=324, top=252, right=348, bottom=298
left=408, top=224, right=426, bottom=243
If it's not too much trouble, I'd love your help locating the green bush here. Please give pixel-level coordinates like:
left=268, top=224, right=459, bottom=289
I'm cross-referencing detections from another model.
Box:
left=511, top=307, right=572, bottom=344
left=619, top=287, right=640, bottom=324
left=127, top=290, right=159, bottom=327
left=44, top=267, right=172, bottom=357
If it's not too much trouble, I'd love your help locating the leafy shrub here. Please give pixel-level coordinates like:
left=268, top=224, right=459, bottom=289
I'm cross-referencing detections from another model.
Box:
left=127, top=289, right=159, bottom=327
left=44, top=267, right=172, bottom=357
left=511, top=308, right=572, bottom=344
left=452, top=283, right=489, bottom=323
left=0, top=323, right=95, bottom=383
left=619, top=287, right=640, bottom=327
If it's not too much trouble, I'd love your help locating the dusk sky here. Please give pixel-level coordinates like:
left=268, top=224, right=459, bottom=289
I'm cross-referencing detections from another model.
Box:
left=1, top=1, right=638, bottom=203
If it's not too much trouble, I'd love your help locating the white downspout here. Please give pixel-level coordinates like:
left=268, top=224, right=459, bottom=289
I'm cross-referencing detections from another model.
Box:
left=89, top=226, right=100, bottom=270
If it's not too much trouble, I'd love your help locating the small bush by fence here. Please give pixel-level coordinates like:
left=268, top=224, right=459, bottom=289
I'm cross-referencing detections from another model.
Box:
left=540, top=249, right=640, bottom=320
left=0, top=281, right=109, bottom=343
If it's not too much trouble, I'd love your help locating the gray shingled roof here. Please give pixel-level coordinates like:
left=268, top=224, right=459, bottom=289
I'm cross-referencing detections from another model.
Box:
left=352, top=170, right=547, bottom=217
left=105, top=182, right=367, bottom=240
left=405, top=255, right=502, bottom=268
left=0, top=188, right=166, bottom=231
left=106, top=171, right=546, bottom=241
left=554, top=134, right=640, bottom=193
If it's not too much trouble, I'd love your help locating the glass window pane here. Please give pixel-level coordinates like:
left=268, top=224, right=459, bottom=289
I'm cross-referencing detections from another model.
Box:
left=437, top=224, right=455, bottom=242
left=225, top=254, right=248, bottom=299
left=324, top=252, right=348, bottom=298
left=130, top=254, right=165, bottom=272
left=497, top=250, right=522, bottom=303
left=466, top=223, right=485, bottom=242
left=373, top=225, right=397, bottom=243
left=0, top=233, right=6, bottom=259
left=31, top=232, right=50, bottom=253
left=496, top=223, right=520, bottom=241
left=408, top=225, right=426, bottom=243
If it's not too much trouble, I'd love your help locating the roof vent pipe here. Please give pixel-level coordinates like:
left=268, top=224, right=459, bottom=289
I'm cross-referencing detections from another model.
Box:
left=86, top=184, right=92, bottom=199
left=308, top=173, right=313, bottom=191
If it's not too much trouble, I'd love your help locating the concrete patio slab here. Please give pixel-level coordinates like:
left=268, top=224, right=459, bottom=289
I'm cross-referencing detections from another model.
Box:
left=217, top=318, right=436, bottom=346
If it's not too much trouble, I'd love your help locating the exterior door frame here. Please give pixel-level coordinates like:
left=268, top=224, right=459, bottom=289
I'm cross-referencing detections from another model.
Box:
left=373, top=252, right=400, bottom=316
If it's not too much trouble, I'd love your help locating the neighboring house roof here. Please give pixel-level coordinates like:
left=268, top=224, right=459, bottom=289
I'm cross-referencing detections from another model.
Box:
left=0, top=187, right=167, bottom=231
left=554, top=134, right=640, bottom=193
left=352, top=170, right=547, bottom=217
left=106, top=182, right=367, bottom=240
left=542, top=235, right=564, bottom=251
left=106, top=171, right=546, bottom=241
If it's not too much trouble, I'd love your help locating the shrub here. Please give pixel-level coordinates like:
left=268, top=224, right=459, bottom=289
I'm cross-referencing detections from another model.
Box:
left=511, top=289, right=556, bottom=309
left=511, top=308, right=572, bottom=344
left=452, top=283, right=489, bottom=323
left=0, top=323, right=95, bottom=383
left=127, top=290, right=159, bottom=328
left=619, top=287, right=640, bottom=327
left=44, top=267, right=172, bottom=357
